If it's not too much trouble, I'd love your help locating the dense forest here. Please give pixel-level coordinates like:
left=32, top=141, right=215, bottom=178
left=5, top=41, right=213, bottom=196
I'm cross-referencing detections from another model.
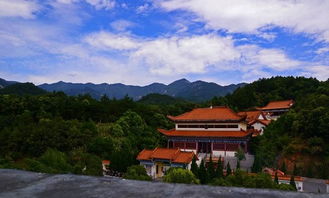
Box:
left=0, top=76, right=328, bottom=180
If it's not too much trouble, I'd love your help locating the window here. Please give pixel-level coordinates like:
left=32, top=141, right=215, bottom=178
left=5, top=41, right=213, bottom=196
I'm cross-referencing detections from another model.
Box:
left=214, top=125, right=224, bottom=128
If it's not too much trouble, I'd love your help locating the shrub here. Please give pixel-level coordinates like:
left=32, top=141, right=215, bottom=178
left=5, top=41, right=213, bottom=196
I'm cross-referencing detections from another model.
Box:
left=276, top=183, right=296, bottom=191
left=163, top=168, right=199, bottom=184
left=211, top=178, right=231, bottom=186
left=124, top=165, right=152, bottom=181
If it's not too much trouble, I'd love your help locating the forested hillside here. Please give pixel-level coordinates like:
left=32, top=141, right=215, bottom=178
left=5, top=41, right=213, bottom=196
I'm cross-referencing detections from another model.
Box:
left=0, top=83, right=47, bottom=96
left=0, top=76, right=328, bottom=180
left=0, top=92, right=196, bottom=174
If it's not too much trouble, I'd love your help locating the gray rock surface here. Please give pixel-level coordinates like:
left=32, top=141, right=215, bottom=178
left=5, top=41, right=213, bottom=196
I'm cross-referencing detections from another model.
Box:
left=0, top=169, right=327, bottom=198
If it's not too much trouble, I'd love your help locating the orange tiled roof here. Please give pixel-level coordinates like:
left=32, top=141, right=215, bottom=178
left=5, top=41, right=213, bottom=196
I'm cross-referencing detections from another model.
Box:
left=272, top=175, right=304, bottom=182
left=238, top=111, right=264, bottom=122
left=326, top=180, right=329, bottom=184
left=102, top=160, right=110, bottom=165
left=136, top=149, right=154, bottom=161
left=151, top=147, right=180, bottom=160
left=172, top=152, right=195, bottom=164
left=136, top=147, right=195, bottom=164
left=158, top=128, right=252, bottom=138
left=168, top=106, right=245, bottom=122
left=258, top=100, right=294, bottom=110
left=249, top=119, right=271, bottom=126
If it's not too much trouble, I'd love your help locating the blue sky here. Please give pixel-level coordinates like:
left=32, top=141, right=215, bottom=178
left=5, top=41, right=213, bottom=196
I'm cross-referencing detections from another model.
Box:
left=0, top=0, right=329, bottom=85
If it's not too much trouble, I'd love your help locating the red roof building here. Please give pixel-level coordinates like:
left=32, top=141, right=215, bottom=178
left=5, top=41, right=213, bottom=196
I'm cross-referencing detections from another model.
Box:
left=257, top=100, right=294, bottom=120
left=158, top=106, right=252, bottom=157
left=238, top=110, right=271, bottom=136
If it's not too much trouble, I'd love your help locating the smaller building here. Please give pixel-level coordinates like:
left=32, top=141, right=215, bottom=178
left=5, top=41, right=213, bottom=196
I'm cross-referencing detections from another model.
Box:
left=137, top=147, right=196, bottom=179
left=326, top=180, right=329, bottom=193
left=257, top=100, right=294, bottom=120
left=263, top=167, right=304, bottom=192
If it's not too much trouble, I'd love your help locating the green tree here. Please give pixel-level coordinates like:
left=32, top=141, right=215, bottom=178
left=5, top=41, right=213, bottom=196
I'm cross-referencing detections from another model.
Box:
left=198, top=159, right=208, bottom=184
left=290, top=175, right=297, bottom=190
left=226, top=162, right=232, bottom=176
left=207, top=155, right=216, bottom=181
left=274, top=172, right=279, bottom=184
left=215, top=156, right=223, bottom=178
left=236, top=160, right=240, bottom=169
left=190, top=156, right=198, bottom=178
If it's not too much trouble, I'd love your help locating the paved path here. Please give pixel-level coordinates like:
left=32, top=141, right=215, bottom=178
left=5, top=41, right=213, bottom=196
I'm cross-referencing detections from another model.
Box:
left=0, top=169, right=327, bottom=198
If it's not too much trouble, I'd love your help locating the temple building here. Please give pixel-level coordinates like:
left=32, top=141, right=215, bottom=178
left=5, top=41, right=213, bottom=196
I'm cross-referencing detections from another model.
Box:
left=158, top=106, right=252, bottom=157
left=137, top=147, right=196, bottom=179
left=136, top=101, right=294, bottom=178
left=257, top=100, right=294, bottom=120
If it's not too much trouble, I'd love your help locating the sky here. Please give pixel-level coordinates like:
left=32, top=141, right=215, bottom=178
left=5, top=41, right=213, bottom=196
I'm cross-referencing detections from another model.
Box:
left=0, top=0, right=329, bottom=86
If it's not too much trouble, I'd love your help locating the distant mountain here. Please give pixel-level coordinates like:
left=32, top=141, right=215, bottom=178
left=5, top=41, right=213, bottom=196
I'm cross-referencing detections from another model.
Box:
left=0, top=83, right=47, bottom=96
left=0, top=78, right=18, bottom=88
left=39, top=79, right=246, bottom=102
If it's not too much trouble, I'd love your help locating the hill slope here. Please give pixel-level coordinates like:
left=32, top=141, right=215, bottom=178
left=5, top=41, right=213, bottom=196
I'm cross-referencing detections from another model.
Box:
left=138, top=93, right=188, bottom=105
left=0, top=78, right=18, bottom=88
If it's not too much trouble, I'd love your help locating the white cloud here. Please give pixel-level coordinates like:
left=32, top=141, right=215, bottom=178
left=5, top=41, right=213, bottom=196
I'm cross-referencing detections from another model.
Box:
left=0, top=0, right=39, bottom=18
left=85, top=0, right=115, bottom=10
left=316, top=47, right=329, bottom=54
left=56, top=0, right=115, bottom=10
left=110, top=20, right=136, bottom=32
left=85, top=32, right=140, bottom=50
left=136, top=3, right=150, bottom=14
left=302, top=65, right=329, bottom=81
left=158, top=0, right=329, bottom=42
left=85, top=32, right=240, bottom=75
left=132, top=35, right=239, bottom=75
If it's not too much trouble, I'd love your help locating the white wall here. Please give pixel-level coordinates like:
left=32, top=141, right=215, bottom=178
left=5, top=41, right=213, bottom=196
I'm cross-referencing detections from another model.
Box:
left=251, top=122, right=266, bottom=133
left=180, top=148, right=197, bottom=154
left=213, top=150, right=235, bottom=157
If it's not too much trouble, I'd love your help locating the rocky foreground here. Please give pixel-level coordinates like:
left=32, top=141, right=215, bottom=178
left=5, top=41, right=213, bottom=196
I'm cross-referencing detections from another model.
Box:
left=0, top=169, right=327, bottom=198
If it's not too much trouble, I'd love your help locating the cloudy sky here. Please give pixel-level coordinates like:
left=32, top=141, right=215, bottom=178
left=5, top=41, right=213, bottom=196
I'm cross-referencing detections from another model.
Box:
left=1, top=0, right=329, bottom=85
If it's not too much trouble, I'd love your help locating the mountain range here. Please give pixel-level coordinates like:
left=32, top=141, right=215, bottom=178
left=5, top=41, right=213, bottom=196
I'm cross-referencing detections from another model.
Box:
left=0, top=78, right=246, bottom=102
